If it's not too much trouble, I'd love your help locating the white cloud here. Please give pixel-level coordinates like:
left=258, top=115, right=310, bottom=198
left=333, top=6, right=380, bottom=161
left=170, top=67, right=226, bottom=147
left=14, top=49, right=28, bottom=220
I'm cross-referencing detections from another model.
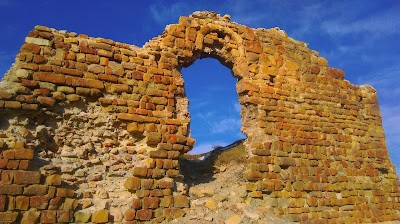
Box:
left=381, top=105, right=400, bottom=146
left=189, top=141, right=229, bottom=155
left=211, top=117, right=242, bottom=134
left=322, top=9, right=400, bottom=37
left=234, top=102, right=241, bottom=113
left=149, top=2, right=189, bottom=25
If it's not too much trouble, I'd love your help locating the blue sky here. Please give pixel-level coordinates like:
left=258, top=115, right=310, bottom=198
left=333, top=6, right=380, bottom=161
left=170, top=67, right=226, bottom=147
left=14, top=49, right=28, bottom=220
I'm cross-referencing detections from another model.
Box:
left=0, top=0, right=399, bottom=173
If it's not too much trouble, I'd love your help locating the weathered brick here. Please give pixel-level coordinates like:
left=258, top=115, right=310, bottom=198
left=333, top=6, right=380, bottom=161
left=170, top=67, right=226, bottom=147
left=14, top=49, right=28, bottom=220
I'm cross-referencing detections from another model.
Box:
left=124, top=177, right=141, bottom=190
left=88, top=64, right=105, bottom=74
left=15, top=196, right=29, bottom=210
left=45, top=174, right=62, bottom=185
left=37, top=96, right=56, bottom=107
left=110, top=84, right=130, bottom=93
left=98, top=74, right=118, bottom=83
left=21, top=210, right=40, bottom=224
left=136, top=209, right=152, bottom=220
left=14, top=148, right=34, bottom=159
left=23, top=184, right=48, bottom=196
left=146, top=132, right=161, bottom=146
left=143, top=197, right=160, bottom=209
left=59, top=67, right=83, bottom=76
left=91, top=209, right=109, bottom=223
left=4, top=101, right=21, bottom=109
left=13, top=170, right=41, bottom=184
left=0, top=195, right=6, bottom=211
left=7, top=160, right=19, bottom=170
left=149, top=150, right=168, bottom=158
left=21, top=43, right=41, bottom=54
left=57, top=210, right=72, bottom=223
left=132, top=167, right=148, bottom=177
left=74, top=211, right=91, bottom=223
left=40, top=210, right=57, bottom=224
left=0, top=211, right=19, bottom=222
left=158, top=178, right=174, bottom=189
left=33, top=88, right=50, bottom=96
left=3, top=149, right=15, bottom=159
left=30, top=196, right=49, bottom=209
left=65, top=76, right=104, bottom=89
left=0, top=159, right=7, bottom=168
left=141, top=179, right=154, bottom=190
left=33, top=72, right=65, bottom=84
left=174, top=195, right=189, bottom=208
left=326, top=68, right=345, bottom=80
left=22, top=103, right=39, bottom=110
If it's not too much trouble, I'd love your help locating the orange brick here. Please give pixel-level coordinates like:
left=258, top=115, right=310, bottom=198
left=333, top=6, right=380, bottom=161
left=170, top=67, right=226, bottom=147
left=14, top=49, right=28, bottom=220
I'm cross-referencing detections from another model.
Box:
left=33, top=72, right=65, bottom=84
left=4, top=101, right=21, bottom=109
left=20, top=43, right=41, bottom=54
left=14, top=149, right=34, bottom=159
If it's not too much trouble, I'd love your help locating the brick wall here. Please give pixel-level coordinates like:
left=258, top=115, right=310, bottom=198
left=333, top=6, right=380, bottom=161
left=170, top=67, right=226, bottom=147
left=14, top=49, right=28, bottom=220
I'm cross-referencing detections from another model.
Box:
left=0, top=11, right=398, bottom=223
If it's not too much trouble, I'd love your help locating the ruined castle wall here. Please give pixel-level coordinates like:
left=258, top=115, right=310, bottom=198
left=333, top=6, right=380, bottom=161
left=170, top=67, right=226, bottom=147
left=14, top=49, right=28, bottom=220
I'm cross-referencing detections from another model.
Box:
left=0, top=11, right=399, bottom=223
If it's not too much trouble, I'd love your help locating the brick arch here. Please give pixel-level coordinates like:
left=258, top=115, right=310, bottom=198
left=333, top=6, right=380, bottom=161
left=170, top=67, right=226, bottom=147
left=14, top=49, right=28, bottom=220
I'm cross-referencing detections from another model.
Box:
left=0, top=11, right=398, bottom=223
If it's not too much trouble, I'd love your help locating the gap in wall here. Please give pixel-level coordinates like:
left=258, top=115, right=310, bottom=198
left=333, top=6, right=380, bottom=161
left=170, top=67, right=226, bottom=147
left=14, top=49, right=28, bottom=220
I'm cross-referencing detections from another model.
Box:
left=181, top=58, right=245, bottom=155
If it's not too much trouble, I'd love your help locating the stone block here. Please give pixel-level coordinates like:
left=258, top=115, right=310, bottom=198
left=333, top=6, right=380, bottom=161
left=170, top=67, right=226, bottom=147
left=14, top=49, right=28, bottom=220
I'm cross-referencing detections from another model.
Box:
left=124, top=209, right=136, bottom=221
left=132, top=198, right=141, bottom=209
left=21, top=210, right=40, bottom=224
left=142, top=197, right=160, bottom=209
left=135, top=209, right=152, bottom=221
left=2, top=149, right=15, bottom=159
left=0, top=185, right=23, bottom=195
left=0, top=211, right=19, bottom=222
left=74, top=211, right=91, bottom=223
left=30, top=196, right=49, bottom=209
left=86, top=54, right=99, bottom=64
left=56, top=188, right=74, bottom=197
left=57, top=210, right=72, bottom=223
left=0, top=195, right=6, bottom=211
left=37, top=96, right=56, bottom=107
left=62, top=198, right=78, bottom=210
left=149, top=150, right=168, bottom=159
left=0, top=159, right=8, bottom=168
left=14, top=148, right=34, bottom=159
left=88, top=64, right=104, bottom=74
left=15, top=196, right=29, bottom=210
left=23, top=184, right=48, bottom=195
left=124, top=177, right=141, bottom=190
left=33, top=72, right=66, bottom=84
left=25, top=37, right=50, bottom=46
left=244, top=170, right=263, bottom=181
left=98, top=74, right=118, bottom=83
left=174, top=195, right=189, bottom=208
left=65, top=76, right=104, bottom=89
left=91, top=209, right=109, bottom=223
left=40, top=210, right=57, bottom=224
left=13, top=170, right=41, bottom=184
left=21, top=43, right=41, bottom=54
left=146, top=132, right=161, bottom=146
left=160, top=195, right=173, bottom=207
left=132, top=167, right=148, bottom=177
left=110, top=84, right=130, bottom=93
left=7, top=160, right=19, bottom=169
left=158, top=178, right=174, bottom=189
left=4, top=101, right=21, bottom=109
left=163, top=208, right=185, bottom=220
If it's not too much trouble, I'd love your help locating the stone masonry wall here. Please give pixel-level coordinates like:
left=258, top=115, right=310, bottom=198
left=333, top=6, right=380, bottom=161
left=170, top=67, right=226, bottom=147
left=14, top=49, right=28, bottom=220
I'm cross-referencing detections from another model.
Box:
left=0, top=11, right=399, bottom=223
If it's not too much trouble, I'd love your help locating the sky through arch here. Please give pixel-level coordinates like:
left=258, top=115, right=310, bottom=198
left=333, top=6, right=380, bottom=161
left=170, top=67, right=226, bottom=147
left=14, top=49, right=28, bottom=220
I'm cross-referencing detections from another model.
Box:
left=181, top=58, right=246, bottom=154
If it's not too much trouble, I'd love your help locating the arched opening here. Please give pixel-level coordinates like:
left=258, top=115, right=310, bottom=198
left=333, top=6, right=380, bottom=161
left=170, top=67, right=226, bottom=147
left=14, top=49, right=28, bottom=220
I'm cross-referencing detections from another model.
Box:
left=183, top=58, right=245, bottom=154
left=178, top=57, right=246, bottom=184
